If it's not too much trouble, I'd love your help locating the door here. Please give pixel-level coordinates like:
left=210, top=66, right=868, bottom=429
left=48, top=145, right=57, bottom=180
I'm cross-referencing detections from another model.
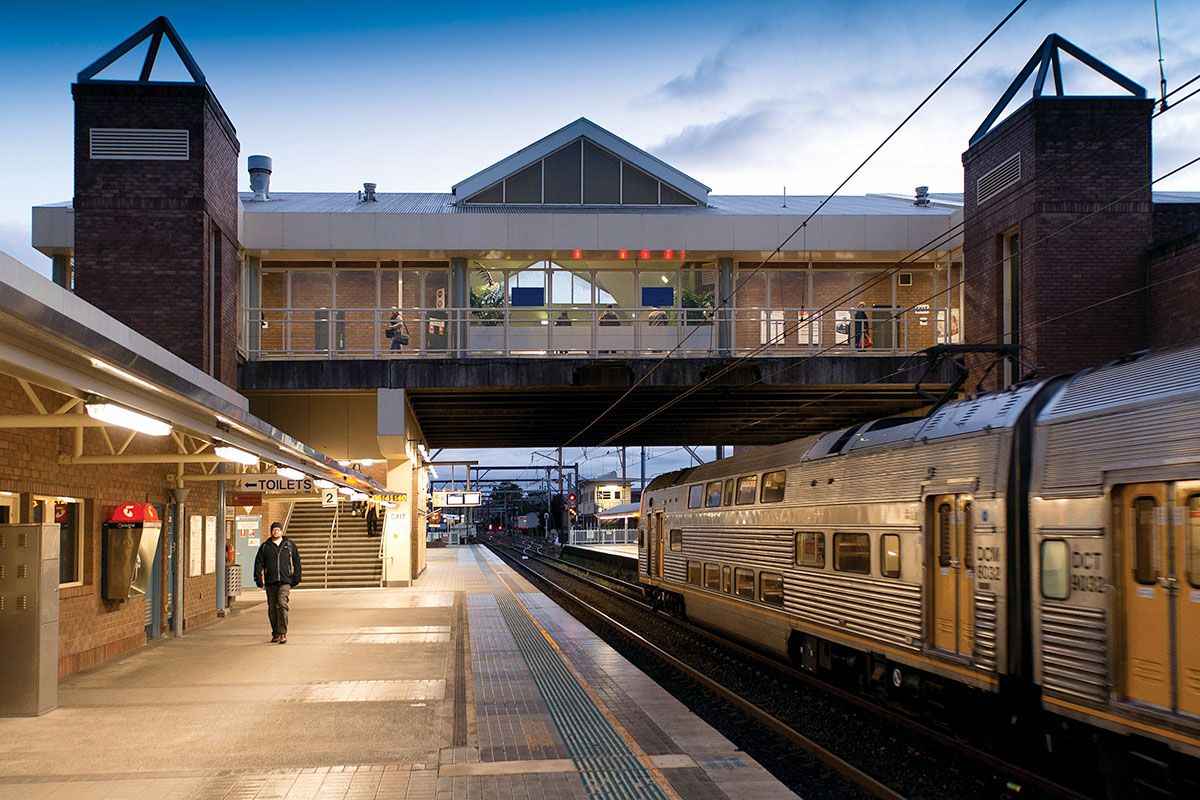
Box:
left=1178, top=485, right=1200, bottom=716
left=653, top=512, right=664, bottom=579
left=1119, top=483, right=1172, bottom=708
left=929, top=495, right=974, bottom=656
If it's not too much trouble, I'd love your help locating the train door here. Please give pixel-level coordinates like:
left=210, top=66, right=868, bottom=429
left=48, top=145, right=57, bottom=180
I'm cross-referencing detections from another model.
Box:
left=653, top=511, right=664, bottom=578
left=1119, top=482, right=1200, bottom=713
left=929, top=494, right=974, bottom=656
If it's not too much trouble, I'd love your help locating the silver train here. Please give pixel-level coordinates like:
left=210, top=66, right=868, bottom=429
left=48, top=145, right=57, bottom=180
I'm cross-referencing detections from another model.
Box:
left=638, top=339, right=1200, bottom=783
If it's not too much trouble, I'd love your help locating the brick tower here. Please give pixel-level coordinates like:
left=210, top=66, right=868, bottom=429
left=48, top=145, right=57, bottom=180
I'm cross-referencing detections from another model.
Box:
left=72, top=17, right=240, bottom=387
left=962, top=35, right=1154, bottom=384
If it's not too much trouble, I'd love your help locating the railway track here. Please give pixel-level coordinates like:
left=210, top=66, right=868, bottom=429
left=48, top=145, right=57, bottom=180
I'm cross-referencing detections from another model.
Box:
left=488, top=536, right=1095, bottom=800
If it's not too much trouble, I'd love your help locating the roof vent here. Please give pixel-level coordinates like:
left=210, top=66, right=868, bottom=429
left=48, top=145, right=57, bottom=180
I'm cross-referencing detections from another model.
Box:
left=248, top=155, right=272, bottom=201
left=360, top=182, right=377, bottom=203
left=914, top=186, right=930, bottom=207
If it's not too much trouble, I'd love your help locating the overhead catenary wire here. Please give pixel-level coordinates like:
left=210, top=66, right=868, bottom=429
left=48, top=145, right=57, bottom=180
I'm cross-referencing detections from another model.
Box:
left=561, top=0, right=1029, bottom=449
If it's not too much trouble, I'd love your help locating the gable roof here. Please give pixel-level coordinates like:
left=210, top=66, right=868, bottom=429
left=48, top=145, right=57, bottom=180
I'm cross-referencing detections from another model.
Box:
left=451, top=117, right=710, bottom=206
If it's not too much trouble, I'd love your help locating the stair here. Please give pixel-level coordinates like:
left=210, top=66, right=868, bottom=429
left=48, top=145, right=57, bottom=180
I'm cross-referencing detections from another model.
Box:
left=284, top=502, right=383, bottom=589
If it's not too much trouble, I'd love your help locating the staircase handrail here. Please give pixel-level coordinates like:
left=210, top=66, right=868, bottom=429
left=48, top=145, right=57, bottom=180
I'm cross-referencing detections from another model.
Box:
left=324, top=503, right=339, bottom=589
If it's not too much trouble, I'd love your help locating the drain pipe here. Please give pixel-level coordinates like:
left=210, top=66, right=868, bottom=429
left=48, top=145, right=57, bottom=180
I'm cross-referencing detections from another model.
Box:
left=171, top=486, right=191, bottom=637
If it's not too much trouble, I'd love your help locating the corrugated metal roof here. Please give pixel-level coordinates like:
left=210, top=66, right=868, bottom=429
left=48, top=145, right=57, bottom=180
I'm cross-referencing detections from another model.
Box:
left=1152, top=191, right=1200, bottom=203
left=239, top=192, right=961, bottom=217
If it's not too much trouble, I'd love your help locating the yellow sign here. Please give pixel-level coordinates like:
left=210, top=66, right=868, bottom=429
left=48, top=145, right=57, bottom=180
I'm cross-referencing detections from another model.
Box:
left=372, top=493, right=408, bottom=503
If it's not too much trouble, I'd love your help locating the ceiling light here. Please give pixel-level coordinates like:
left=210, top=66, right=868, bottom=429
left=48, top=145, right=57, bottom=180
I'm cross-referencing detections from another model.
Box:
left=338, top=487, right=354, bottom=496
left=359, top=459, right=375, bottom=467
left=351, top=491, right=369, bottom=501
left=314, top=479, right=334, bottom=489
left=85, top=403, right=171, bottom=436
left=276, top=467, right=304, bottom=480
left=215, top=445, right=258, bottom=466
left=89, top=358, right=158, bottom=391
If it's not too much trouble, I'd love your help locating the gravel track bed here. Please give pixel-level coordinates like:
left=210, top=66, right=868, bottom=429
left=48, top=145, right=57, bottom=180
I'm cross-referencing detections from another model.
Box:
left=491, top=540, right=1081, bottom=800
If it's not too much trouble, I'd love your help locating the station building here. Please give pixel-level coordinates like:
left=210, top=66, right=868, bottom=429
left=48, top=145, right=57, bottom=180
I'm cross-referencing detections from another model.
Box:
left=5, top=17, right=1200, bottom=705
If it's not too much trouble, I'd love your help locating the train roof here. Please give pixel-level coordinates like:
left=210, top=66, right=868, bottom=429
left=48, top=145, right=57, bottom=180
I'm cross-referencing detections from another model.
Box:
left=1038, top=338, right=1200, bottom=424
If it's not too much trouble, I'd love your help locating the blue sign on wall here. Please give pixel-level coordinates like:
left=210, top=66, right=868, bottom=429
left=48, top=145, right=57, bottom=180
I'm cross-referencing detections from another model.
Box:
left=641, top=287, right=674, bottom=308
left=511, top=287, right=545, bottom=307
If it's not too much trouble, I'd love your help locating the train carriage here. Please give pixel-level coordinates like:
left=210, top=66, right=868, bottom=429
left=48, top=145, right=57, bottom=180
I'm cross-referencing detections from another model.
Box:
left=640, top=338, right=1200, bottom=784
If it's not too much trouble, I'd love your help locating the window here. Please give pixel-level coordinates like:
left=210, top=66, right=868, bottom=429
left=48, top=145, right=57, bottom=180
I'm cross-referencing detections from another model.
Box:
left=1133, top=496, right=1158, bottom=585
left=760, top=470, right=786, bottom=503
left=734, top=567, right=755, bottom=598
left=722, top=565, right=731, bottom=593
left=688, top=485, right=703, bottom=509
left=1189, top=495, right=1200, bottom=589
left=638, top=526, right=645, bottom=548
left=704, top=563, right=721, bottom=590
left=0, top=491, right=16, bottom=524
left=1041, top=540, right=1070, bottom=599
left=736, top=475, right=758, bottom=505
left=760, top=572, right=784, bottom=606
left=705, top=481, right=722, bottom=508
left=669, top=528, right=682, bottom=551
left=34, top=496, right=83, bottom=586
left=723, top=479, right=734, bottom=506
left=963, top=501, right=974, bottom=570
left=881, top=534, right=901, bottom=578
left=937, top=502, right=953, bottom=568
left=687, top=561, right=701, bottom=585
left=834, top=533, right=870, bottom=574
left=795, top=532, right=826, bottom=568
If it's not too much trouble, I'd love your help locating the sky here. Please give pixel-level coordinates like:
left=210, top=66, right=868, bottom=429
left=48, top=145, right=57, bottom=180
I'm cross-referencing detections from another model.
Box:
left=1, top=0, right=1198, bottom=481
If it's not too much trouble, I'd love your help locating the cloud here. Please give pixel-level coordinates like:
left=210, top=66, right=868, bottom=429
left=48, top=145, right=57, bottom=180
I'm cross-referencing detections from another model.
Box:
left=657, top=48, right=733, bottom=99
left=652, top=108, right=782, bottom=163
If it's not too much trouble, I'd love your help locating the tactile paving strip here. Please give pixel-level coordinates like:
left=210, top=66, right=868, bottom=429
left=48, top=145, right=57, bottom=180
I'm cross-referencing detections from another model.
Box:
left=473, top=549, right=671, bottom=800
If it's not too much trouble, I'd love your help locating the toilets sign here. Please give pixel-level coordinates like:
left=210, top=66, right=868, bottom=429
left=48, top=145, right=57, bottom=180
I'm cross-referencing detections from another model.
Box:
left=236, top=474, right=314, bottom=494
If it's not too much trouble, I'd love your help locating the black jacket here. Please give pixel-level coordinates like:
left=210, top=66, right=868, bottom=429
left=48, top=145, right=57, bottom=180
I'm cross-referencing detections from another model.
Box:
left=254, top=536, right=302, bottom=587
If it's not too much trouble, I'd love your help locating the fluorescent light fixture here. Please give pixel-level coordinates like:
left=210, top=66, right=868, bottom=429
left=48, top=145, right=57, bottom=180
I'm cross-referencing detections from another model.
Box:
left=85, top=403, right=171, bottom=436
left=276, top=467, right=304, bottom=480
left=89, top=358, right=158, bottom=391
left=351, top=491, right=369, bottom=501
left=338, top=487, right=354, bottom=496
left=337, top=460, right=352, bottom=466
left=214, top=445, right=258, bottom=466
left=314, top=479, right=334, bottom=489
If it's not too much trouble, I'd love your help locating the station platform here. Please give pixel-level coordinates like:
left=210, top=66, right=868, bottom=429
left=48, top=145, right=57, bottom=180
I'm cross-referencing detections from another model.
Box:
left=0, top=546, right=796, bottom=799
left=567, top=543, right=638, bottom=561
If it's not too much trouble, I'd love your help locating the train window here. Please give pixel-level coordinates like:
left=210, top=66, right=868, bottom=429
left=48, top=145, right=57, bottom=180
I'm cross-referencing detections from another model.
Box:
left=704, top=563, right=721, bottom=589
left=638, top=526, right=645, bottom=548
left=1133, top=496, right=1159, bottom=585
left=759, top=572, right=784, bottom=606
left=688, top=485, right=704, bottom=508
left=761, top=470, right=786, bottom=503
left=963, top=502, right=974, bottom=569
left=1189, top=495, right=1200, bottom=589
left=881, top=534, right=901, bottom=578
left=736, top=475, right=757, bottom=505
left=722, top=565, right=731, bottom=593
left=734, top=567, right=755, bottom=598
left=669, top=528, right=682, bottom=551
left=687, top=561, right=701, bottom=585
left=795, top=532, right=826, bottom=568
left=937, top=503, right=953, bottom=568
left=705, top=481, right=722, bottom=507
left=833, top=533, right=870, bottom=574
left=1041, top=540, right=1070, bottom=599
left=723, top=479, right=734, bottom=506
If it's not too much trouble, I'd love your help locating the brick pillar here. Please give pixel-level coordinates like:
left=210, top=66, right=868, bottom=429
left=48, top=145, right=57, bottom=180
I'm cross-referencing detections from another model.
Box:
left=962, top=97, right=1154, bottom=382
left=72, top=82, right=241, bottom=388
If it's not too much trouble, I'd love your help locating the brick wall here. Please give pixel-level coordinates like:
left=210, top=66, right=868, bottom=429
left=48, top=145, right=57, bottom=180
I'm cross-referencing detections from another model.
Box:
left=1147, top=230, right=1200, bottom=348
left=0, top=375, right=220, bottom=677
left=962, top=97, right=1154, bottom=381
left=72, top=82, right=240, bottom=388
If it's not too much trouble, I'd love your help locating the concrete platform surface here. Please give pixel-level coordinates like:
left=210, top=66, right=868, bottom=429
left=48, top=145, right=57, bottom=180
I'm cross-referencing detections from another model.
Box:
left=0, top=546, right=797, bottom=799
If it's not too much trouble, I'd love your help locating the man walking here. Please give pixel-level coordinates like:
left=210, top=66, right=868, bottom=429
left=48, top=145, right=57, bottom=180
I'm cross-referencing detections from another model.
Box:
left=254, top=521, right=302, bottom=644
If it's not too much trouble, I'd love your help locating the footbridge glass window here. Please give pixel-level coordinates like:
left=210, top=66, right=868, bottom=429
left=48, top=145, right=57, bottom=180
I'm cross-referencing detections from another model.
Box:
left=1040, top=540, right=1069, bottom=600
left=705, top=481, right=722, bottom=507
left=734, top=567, right=755, bottom=598
left=795, top=532, right=825, bottom=568
left=761, top=470, right=786, bottom=503
left=759, top=572, right=784, bottom=606
left=736, top=475, right=757, bottom=505
left=881, top=534, right=901, bottom=578
left=1133, top=497, right=1159, bottom=585
left=833, top=533, right=870, bottom=574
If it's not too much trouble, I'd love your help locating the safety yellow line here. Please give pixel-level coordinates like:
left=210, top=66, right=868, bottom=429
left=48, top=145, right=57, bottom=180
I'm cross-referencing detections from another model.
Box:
left=481, top=550, right=685, bottom=800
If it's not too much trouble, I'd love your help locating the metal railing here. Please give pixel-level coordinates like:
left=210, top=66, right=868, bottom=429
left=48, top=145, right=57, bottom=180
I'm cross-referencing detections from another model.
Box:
left=569, top=527, right=639, bottom=546
left=243, top=305, right=960, bottom=360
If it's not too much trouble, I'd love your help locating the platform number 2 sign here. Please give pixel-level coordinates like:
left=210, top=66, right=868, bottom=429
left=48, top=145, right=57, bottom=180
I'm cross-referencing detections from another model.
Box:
left=321, top=488, right=338, bottom=508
